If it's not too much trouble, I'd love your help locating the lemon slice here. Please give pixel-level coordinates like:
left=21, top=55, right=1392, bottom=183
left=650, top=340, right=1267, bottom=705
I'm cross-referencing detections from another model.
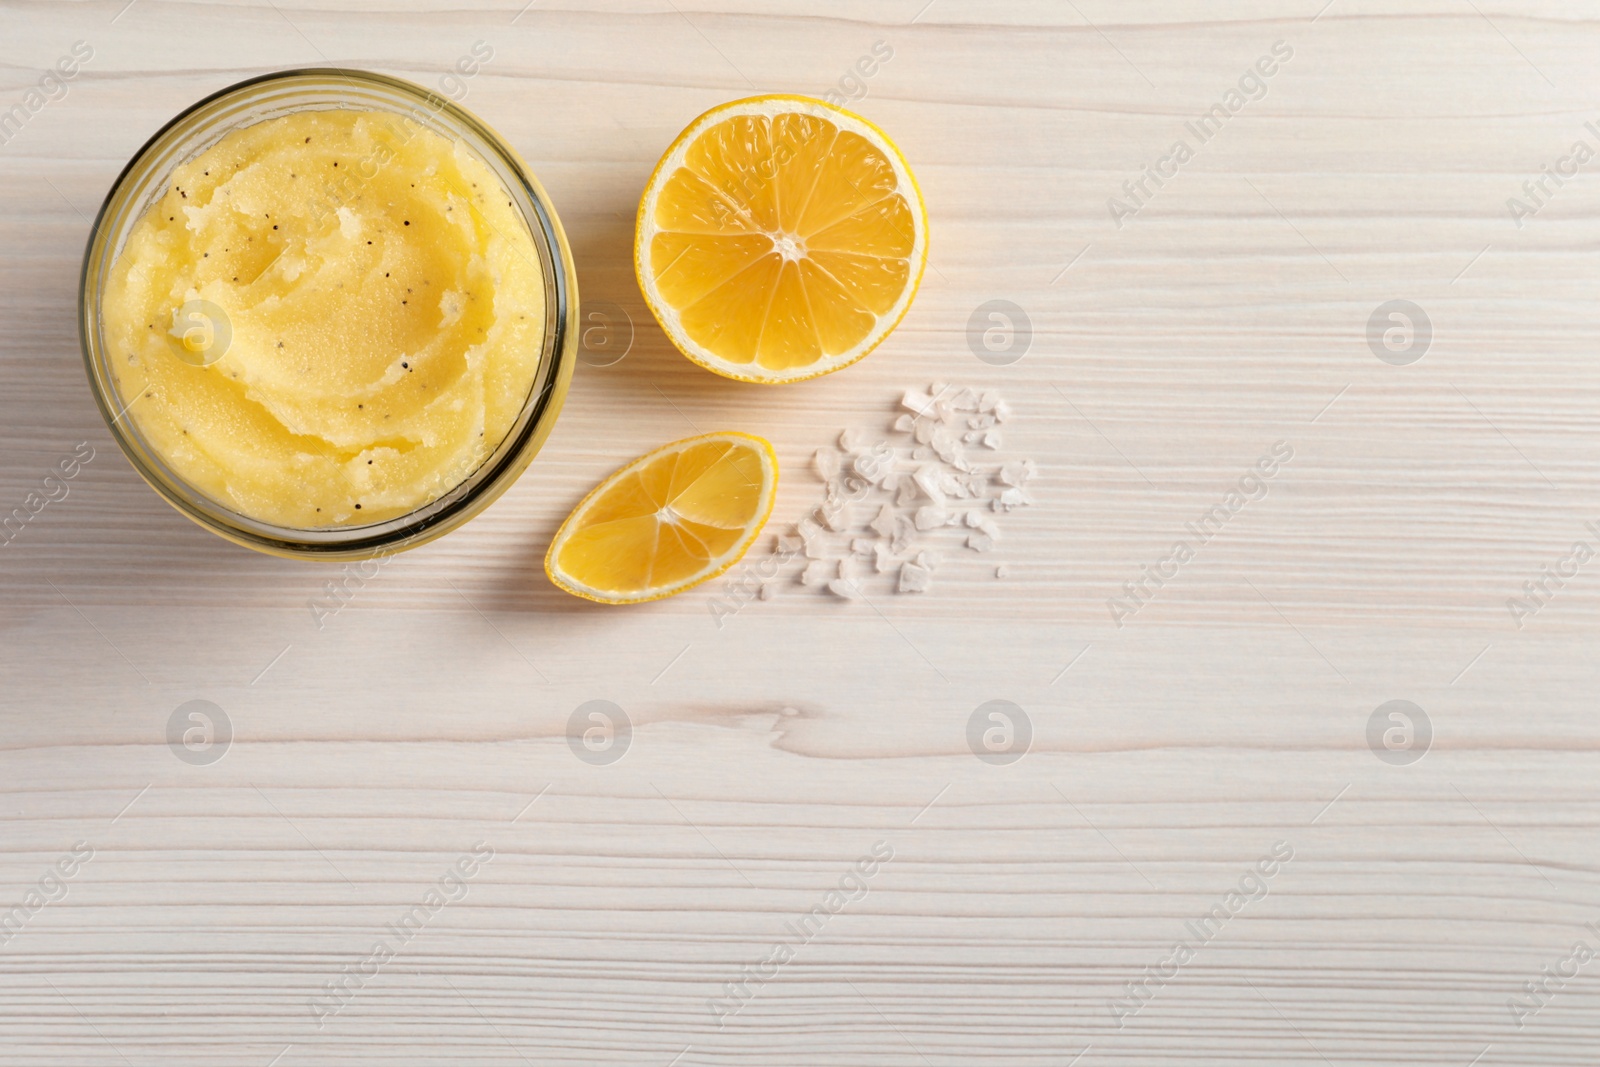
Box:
left=635, top=94, right=928, bottom=384
left=545, top=432, right=779, bottom=604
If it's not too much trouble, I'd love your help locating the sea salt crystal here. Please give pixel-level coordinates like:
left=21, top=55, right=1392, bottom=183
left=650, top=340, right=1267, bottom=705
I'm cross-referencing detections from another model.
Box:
left=854, top=446, right=891, bottom=484
left=834, top=473, right=872, bottom=505
left=995, top=565, right=1008, bottom=578
left=912, top=464, right=946, bottom=505
left=759, top=581, right=779, bottom=600
left=998, top=459, right=1035, bottom=487
left=828, top=578, right=863, bottom=600
left=891, top=515, right=915, bottom=555
left=966, top=511, right=1001, bottom=540
left=994, top=487, right=1034, bottom=512
left=794, top=384, right=1029, bottom=601
left=801, top=559, right=835, bottom=587
left=898, top=561, right=932, bottom=594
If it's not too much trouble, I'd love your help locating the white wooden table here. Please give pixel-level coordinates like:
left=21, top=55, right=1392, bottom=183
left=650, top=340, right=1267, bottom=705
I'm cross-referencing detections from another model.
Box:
left=3, top=1, right=1598, bottom=1063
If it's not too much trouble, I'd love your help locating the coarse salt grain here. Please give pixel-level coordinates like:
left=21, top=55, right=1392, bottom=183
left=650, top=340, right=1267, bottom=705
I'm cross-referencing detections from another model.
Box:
left=898, top=561, right=931, bottom=593
left=764, top=383, right=1034, bottom=601
left=998, top=459, right=1035, bottom=486
left=801, top=559, right=834, bottom=587
left=902, top=389, right=936, bottom=416
left=912, top=464, right=946, bottom=504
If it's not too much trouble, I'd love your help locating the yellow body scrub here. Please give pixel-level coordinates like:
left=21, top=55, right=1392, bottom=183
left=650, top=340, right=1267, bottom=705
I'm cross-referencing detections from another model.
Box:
left=102, top=109, right=545, bottom=527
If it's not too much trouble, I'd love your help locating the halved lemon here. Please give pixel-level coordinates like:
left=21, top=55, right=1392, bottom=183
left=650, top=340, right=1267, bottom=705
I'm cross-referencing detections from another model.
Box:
left=635, top=94, right=928, bottom=384
left=545, top=432, right=779, bottom=604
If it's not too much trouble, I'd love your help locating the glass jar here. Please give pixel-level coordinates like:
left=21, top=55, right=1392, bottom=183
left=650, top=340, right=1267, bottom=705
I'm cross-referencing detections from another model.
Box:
left=78, top=68, right=577, bottom=559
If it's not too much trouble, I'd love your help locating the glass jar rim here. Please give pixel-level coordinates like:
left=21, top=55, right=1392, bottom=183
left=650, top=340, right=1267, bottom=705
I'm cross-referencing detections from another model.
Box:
left=78, top=67, right=578, bottom=560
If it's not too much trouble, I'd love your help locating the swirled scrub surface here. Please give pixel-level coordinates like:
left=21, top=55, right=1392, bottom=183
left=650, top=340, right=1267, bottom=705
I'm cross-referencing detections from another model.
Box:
left=103, top=109, right=545, bottom=527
